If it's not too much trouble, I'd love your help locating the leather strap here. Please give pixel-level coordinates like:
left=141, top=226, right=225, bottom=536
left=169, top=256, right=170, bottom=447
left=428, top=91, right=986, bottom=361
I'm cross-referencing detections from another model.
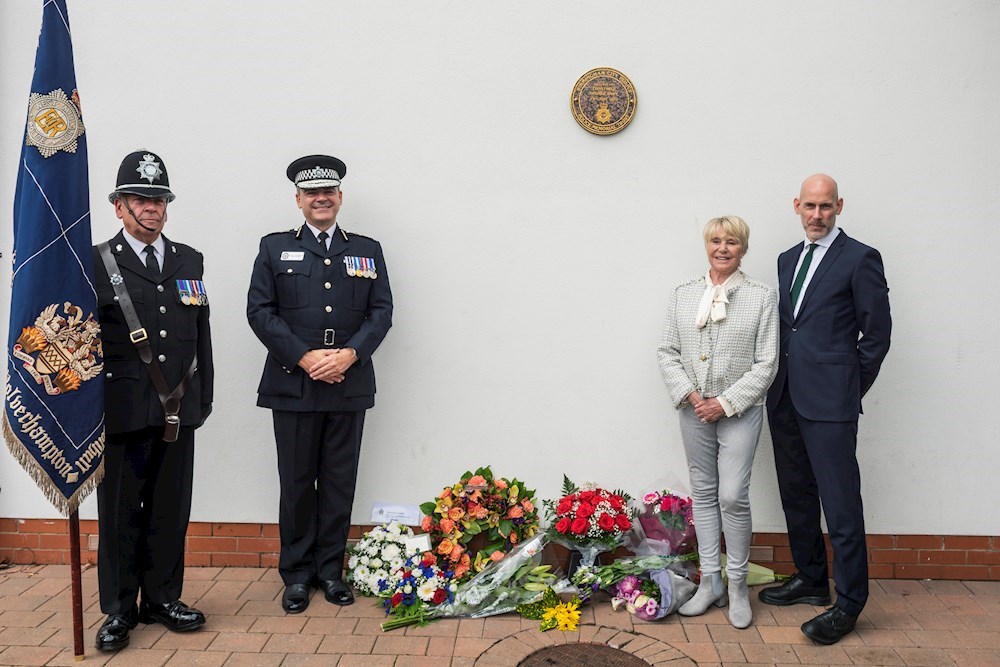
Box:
left=97, top=241, right=197, bottom=442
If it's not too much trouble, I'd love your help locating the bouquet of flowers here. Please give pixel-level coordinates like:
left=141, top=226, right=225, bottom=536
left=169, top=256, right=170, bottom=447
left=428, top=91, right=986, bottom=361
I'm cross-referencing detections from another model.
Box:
left=545, top=475, right=636, bottom=568
left=610, top=575, right=663, bottom=621
left=516, top=587, right=583, bottom=632
left=381, top=552, right=457, bottom=626
left=382, top=533, right=569, bottom=631
left=637, top=489, right=697, bottom=556
left=347, top=522, right=424, bottom=597
left=572, top=554, right=697, bottom=620
left=420, top=466, right=540, bottom=580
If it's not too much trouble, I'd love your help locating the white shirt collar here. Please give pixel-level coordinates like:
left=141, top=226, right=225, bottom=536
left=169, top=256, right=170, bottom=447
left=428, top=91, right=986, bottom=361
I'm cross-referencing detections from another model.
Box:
left=122, top=229, right=165, bottom=260
left=304, top=222, right=338, bottom=241
left=804, top=225, right=840, bottom=249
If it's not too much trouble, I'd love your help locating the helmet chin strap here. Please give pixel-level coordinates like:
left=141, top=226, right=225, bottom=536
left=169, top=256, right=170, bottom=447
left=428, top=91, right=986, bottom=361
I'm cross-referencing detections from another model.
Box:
left=122, top=198, right=164, bottom=235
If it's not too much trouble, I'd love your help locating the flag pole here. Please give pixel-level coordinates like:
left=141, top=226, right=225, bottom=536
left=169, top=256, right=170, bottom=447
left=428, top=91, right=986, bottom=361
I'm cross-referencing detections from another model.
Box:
left=68, top=512, right=85, bottom=660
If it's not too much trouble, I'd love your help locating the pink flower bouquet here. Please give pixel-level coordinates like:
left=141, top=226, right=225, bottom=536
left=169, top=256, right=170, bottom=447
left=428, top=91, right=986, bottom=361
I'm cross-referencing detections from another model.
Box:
left=637, top=489, right=696, bottom=556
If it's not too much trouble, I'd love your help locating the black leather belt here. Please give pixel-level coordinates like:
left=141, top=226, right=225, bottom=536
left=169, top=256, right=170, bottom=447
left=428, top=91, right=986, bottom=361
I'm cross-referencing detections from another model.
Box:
left=98, top=242, right=197, bottom=442
left=289, top=326, right=345, bottom=348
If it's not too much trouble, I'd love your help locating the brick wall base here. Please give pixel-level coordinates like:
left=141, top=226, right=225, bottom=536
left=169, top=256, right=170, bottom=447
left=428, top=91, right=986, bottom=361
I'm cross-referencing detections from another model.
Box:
left=2, top=519, right=998, bottom=580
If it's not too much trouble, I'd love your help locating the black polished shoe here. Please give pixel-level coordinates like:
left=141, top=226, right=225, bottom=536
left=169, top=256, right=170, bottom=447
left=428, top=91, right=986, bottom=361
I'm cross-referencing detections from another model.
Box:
left=801, top=606, right=858, bottom=645
left=319, top=578, right=354, bottom=606
left=758, top=575, right=831, bottom=606
left=282, top=583, right=311, bottom=614
left=95, top=607, right=138, bottom=651
left=138, top=599, right=205, bottom=632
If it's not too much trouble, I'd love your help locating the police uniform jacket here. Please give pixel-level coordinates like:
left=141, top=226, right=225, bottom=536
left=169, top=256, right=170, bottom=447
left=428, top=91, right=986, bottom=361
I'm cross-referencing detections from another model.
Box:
left=247, top=225, right=393, bottom=412
left=93, top=230, right=214, bottom=434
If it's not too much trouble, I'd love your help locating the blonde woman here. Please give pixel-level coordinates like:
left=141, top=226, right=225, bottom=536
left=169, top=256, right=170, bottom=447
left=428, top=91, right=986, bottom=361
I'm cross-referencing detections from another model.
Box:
left=657, top=216, right=778, bottom=628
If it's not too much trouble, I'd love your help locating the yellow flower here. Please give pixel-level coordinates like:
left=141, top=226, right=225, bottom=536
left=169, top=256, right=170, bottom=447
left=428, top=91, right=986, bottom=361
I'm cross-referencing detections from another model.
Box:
left=541, top=600, right=581, bottom=632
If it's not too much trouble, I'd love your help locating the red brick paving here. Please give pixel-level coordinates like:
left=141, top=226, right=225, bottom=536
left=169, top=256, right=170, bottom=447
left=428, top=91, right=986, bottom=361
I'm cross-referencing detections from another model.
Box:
left=1, top=565, right=999, bottom=665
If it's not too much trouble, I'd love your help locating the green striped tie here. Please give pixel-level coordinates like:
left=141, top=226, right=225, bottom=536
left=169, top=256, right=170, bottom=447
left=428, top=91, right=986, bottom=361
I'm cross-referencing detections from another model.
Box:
left=790, top=243, right=817, bottom=309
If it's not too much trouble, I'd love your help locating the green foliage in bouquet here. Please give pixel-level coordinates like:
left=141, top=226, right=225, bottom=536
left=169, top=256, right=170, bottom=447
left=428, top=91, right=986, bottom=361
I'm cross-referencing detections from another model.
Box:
left=419, top=466, right=540, bottom=579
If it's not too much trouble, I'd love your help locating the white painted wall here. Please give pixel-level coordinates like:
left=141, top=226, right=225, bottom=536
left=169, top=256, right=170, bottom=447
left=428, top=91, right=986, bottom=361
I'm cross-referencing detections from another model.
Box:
left=2, top=1, right=998, bottom=535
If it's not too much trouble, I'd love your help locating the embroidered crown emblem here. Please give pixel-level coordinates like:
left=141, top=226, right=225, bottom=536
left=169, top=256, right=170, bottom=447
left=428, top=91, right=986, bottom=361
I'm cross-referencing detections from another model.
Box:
left=13, top=302, right=104, bottom=395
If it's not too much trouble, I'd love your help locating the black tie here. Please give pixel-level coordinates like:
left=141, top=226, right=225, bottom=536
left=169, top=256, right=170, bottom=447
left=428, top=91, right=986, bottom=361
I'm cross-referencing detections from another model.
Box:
left=143, top=245, right=159, bottom=278
left=317, top=231, right=329, bottom=250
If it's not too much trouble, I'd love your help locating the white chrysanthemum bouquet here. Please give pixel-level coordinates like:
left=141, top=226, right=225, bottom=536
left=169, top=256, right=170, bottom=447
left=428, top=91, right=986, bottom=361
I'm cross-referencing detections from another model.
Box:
left=347, top=522, right=423, bottom=597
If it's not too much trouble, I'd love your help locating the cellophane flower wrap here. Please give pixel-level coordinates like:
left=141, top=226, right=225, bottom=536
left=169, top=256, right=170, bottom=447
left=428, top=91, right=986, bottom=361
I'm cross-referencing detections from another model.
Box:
left=347, top=522, right=423, bottom=597
left=545, top=475, right=636, bottom=567
left=637, top=489, right=696, bottom=556
left=381, top=552, right=457, bottom=626
left=381, top=533, right=568, bottom=631
left=420, top=466, right=540, bottom=581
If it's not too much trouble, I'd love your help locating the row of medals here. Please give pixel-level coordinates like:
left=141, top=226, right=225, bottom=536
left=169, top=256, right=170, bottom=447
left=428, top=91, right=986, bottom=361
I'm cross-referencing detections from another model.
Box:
left=177, top=280, right=208, bottom=306
left=344, top=256, right=377, bottom=279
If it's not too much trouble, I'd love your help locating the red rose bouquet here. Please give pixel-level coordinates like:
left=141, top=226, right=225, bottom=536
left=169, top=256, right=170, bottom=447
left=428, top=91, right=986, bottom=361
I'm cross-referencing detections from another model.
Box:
left=545, top=475, right=636, bottom=567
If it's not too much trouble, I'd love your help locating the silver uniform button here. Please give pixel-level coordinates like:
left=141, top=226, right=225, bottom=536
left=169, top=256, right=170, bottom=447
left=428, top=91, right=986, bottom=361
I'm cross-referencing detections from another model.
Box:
left=106, top=372, right=113, bottom=378
left=159, top=330, right=167, bottom=338
left=159, top=305, right=167, bottom=314
left=156, top=284, right=164, bottom=292
left=325, top=305, right=333, bottom=313
left=158, top=354, right=166, bottom=362
left=324, top=282, right=331, bottom=289
left=287, top=268, right=293, bottom=273
left=324, top=258, right=331, bottom=266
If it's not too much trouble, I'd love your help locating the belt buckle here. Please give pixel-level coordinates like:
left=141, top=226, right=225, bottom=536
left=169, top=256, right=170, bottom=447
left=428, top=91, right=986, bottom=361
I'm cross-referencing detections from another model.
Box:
left=324, top=329, right=335, bottom=346
left=129, top=328, right=148, bottom=343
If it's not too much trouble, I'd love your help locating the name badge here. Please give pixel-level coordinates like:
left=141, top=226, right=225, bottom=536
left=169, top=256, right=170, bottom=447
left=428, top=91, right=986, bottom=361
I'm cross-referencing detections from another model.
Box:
left=280, top=251, right=305, bottom=261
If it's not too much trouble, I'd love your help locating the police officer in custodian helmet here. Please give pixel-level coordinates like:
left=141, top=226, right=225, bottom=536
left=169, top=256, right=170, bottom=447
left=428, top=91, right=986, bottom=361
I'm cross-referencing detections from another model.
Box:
left=93, top=150, right=214, bottom=651
left=247, top=155, right=392, bottom=613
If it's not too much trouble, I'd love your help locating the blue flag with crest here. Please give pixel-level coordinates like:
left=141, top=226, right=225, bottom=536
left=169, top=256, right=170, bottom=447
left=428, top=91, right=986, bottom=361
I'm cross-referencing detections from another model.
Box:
left=4, top=0, right=105, bottom=515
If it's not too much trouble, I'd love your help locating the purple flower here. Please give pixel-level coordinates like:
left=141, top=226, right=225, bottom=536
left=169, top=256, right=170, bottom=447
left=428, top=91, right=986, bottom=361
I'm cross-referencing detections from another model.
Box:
left=635, top=597, right=660, bottom=621
left=615, top=575, right=641, bottom=597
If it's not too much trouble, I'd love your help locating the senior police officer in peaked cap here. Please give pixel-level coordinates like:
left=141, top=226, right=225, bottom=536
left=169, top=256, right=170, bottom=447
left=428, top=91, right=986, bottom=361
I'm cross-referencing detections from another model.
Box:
left=93, top=150, right=214, bottom=651
left=247, top=155, right=393, bottom=613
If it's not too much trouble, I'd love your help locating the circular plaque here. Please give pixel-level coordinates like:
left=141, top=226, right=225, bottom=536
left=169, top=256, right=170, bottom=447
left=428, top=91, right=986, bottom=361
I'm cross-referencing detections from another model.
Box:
left=570, top=68, right=637, bottom=136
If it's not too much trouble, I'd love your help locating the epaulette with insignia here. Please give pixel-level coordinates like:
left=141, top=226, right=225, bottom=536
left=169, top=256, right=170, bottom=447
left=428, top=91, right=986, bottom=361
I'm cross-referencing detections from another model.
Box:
left=264, top=227, right=298, bottom=238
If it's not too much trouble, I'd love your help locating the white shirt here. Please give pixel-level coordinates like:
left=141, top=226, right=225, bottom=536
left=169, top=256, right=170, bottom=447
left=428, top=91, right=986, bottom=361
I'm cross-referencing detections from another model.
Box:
left=304, top=223, right=338, bottom=251
left=123, top=230, right=165, bottom=271
left=791, top=226, right=840, bottom=318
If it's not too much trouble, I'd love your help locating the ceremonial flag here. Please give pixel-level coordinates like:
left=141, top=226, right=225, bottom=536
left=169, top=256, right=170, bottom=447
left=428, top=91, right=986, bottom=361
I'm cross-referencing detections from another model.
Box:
left=4, top=0, right=104, bottom=516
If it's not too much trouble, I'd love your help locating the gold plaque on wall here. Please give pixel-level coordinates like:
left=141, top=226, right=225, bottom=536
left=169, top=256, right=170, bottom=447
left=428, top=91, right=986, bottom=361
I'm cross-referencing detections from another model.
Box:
left=570, top=68, right=637, bottom=135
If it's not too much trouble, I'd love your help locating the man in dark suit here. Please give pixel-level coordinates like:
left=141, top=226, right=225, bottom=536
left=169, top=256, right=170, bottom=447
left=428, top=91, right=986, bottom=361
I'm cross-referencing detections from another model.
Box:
left=247, top=155, right=392, bottom=613
left=93, top=150, right=213, bottom=651
left=760, top=174, right=891, bottom=644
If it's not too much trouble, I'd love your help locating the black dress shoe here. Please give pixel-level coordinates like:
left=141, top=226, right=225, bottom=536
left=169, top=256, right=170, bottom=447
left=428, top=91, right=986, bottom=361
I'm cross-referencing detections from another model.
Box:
left=95, top=607, right=138, bottom=651
left=282, top=583, right=311, bottom=614
left=758, top=575, right=831, bottom=606
left=319, top=578, right=354, bottom=606
left=801, top=606, right=858, bottom=645
left=138, top=599, right=205, bottom=632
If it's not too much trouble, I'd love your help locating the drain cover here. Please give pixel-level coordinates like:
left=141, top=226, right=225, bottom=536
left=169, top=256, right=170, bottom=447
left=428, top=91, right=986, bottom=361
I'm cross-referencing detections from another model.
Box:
left=517, top=642, right=649, bottom=667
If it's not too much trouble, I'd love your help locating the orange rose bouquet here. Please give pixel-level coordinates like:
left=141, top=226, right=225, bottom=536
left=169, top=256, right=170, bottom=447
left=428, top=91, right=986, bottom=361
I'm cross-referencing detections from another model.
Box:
left=419, top=466, right=540, bottom=580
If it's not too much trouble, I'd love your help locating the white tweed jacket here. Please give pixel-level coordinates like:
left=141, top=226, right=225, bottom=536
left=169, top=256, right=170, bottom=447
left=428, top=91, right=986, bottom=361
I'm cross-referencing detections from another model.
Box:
left=657, top=272, right=779, bottom=415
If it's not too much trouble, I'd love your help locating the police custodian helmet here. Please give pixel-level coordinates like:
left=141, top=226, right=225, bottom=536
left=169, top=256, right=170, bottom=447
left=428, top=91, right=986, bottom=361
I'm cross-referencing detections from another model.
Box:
left=287, top=155, right=347, bottom=189
left=108, top=150, right=176, bottom=203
